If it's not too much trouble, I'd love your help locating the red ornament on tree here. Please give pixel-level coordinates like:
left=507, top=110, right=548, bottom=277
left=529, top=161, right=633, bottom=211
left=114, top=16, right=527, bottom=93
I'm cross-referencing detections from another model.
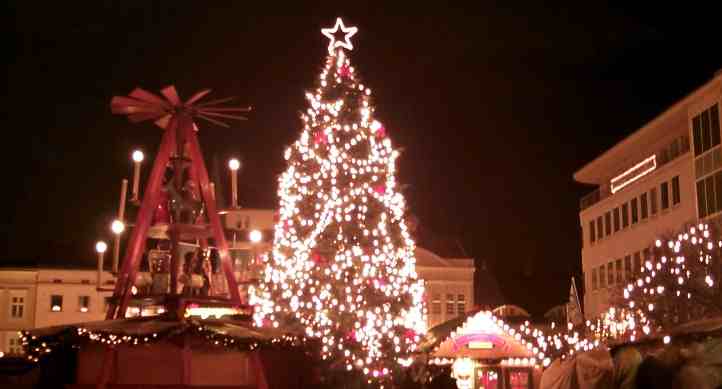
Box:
left=311, top=251, right=326, bottom=265
left=374, top=184, right=386, bottom=195
left=375, top=124, right=386, bottom=138
left=339, top=65, right=351, bottom=77
left=313, top=130, right=327, bottom=145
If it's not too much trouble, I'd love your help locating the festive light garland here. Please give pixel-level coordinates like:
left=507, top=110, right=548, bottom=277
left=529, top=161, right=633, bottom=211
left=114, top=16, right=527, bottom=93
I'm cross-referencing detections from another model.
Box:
left=20, top=319, right=307, bottom=364
left=250, top=18, right=426, bottom=382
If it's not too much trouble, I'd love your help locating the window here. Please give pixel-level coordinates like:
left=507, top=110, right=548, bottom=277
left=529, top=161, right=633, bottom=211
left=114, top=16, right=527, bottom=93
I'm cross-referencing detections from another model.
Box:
left=650, top=188, right=658, bottom=215
left=50, top=295, right=63, bottom=312
left=631, top=198, right=639, bottom=224
left=10, top=295, right=25, bottom=318
left=596, top=216, right=603, bottom=239
left=672, top=176, right=680, bottom=205
left=104, top=296, right=113, bottom=312
left=599, top=265, right=606, bottom=288
left=616, top=259, right=623, bottom=283
left=431, top=294, right=441, bottom=314
left=640, top=193, right=648, bottom=219
left=79, top=296, right=90, bottom=313
left=692, top=104, right=721, bottom=156
left=607, top=262, right=614, bottom=286
left=613, top=208, right=620, bottom=232
left=698, top=180, right=707, bottom=218
left=622, top=203, right=629, bottom=228
left=446, top=294, right=455, bottom=315
left=706, top=175, right=716, bottom=215
left=589, top=221, right=595, bottom=243
left=591, top=268, right=598, bottom=290
left=457, top=294, right=466, bottom=313
left=7, top=336, right=23, bottom=355
left=624, top=256, right=632, bottom=280
left=508, top=369, right=531, bottom=389
left=661, top=182, right=670, bottom=210
left=634, top=252, right=642, bottom=274
left=604, top=212, right=611, bottom=236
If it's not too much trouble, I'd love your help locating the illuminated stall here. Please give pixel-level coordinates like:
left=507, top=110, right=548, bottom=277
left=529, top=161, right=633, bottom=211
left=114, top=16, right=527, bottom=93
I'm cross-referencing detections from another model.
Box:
left=423, top=311, right=547, bottom=389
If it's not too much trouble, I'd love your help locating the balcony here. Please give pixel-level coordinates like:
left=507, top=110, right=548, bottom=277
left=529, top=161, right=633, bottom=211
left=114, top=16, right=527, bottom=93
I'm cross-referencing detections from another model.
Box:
left=579, top=135, right=690, bottom=211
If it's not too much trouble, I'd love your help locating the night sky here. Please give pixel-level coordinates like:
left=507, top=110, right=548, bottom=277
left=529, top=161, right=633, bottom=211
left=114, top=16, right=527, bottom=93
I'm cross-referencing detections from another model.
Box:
left=4, top=3, right=722, bottom=316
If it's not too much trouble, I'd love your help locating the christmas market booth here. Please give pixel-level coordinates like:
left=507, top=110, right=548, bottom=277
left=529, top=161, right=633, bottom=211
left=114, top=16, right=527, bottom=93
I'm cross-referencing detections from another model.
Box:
left=20, top=302, right=312, bottom=388
left=421, top=310, right=547, bottom=389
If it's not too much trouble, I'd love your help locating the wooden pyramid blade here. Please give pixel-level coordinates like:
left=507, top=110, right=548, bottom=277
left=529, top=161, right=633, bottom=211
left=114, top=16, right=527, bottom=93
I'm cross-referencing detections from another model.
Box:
left=160, top=85, right=181, bottom=106
left=129, top=88, right=169, bottom=108
left=185, top=89, right=212, bottom=106
left=154, top=114, right=172, bottom=129
left=128, top=111, right=165, bottom=123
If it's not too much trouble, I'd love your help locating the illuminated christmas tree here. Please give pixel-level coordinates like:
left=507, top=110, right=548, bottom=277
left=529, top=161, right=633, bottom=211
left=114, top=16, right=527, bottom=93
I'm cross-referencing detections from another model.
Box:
left=251, top=18, right=426, bottom=380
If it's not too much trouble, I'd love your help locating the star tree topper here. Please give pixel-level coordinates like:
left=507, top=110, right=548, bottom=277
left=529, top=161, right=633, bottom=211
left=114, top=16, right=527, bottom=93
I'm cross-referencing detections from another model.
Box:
left=321, top=17, right=358, bottom=54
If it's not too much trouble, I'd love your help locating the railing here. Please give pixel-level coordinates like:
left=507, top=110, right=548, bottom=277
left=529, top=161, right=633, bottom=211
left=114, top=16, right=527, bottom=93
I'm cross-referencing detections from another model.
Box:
left=579, top=135, right=690, bottom=211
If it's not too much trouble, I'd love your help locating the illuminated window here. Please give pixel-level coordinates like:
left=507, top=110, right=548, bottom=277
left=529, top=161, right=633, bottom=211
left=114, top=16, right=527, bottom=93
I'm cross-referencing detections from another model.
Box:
left=604, top=212, right=611, bottom=236
left=613, top=208, right=620, bottom=232
left=79, top=296, right=90, bottom=313
left=650, top=188, right=658, bottom=215
left=661, top=182, right=669, bottom=210
left=640, top=193, right=648, bottom=219
left=7, top=335, right=23, bottom=355
left=634, top=252, right=642, bottom=274
left=508, top=369, right=531, bottom=389
left=606, top=264, right=613, bottom=288
left=692, top=104, right=720, bottom=156
left=10, top=295, right=25, bottom=318
left=50, top=295, right=63, bottom=312
left=457, top=294, right=466, bottom=313
left=622, top=203, right=629, bottom=228
left=446, top=294, right=455, bottom=315
left=431, top=294, right=441, bottom=314
left=591, top=268, right=598, bottom=290
left=631, top=198, right=639, bottom=224
left=624, top=256, right=632, bottom=280
left=672, top=176, right=680, bottom=205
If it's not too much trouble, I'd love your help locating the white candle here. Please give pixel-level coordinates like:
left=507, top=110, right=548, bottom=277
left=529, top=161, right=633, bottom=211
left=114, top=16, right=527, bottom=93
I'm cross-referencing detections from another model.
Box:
left=131, top=150, right=144, bottom=200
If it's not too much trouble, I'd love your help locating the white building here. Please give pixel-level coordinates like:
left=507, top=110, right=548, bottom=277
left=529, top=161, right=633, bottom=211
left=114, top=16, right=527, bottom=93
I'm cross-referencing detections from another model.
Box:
left=0, top=268, right=115, bottom=356
left=575, top=70, right=722, bottom=318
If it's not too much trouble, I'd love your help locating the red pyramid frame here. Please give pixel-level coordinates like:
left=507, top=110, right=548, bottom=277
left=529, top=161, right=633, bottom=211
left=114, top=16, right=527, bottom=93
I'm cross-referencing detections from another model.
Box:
left=106, top=86, right=249, bottom=319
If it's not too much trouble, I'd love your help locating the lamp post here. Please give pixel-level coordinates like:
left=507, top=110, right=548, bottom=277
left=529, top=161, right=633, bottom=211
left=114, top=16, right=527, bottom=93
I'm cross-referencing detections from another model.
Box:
left=112, top=178, right=128, bottom=273
left=96, top=241, right=108, bottom=290
left=131, top=150, right=144, bottom=202
left=228, top=158, right=240, bottom=208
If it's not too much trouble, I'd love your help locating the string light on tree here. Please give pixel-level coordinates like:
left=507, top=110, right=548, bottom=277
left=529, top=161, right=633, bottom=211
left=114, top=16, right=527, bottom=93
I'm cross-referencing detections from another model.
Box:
left=251, top=17, right=426, bottom=382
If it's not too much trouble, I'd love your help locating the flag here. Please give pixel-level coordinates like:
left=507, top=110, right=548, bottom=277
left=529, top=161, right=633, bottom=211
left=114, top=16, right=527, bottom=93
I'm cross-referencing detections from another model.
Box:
left=566, top=276, right=584, bottom=325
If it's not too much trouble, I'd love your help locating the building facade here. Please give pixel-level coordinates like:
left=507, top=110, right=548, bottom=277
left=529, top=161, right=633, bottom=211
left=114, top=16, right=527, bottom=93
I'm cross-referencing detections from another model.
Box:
left=416, top=247, right=475, bottom=328
left=0, top=268, right=115, bottom=356
left=575, top=71, right=722, bottom=318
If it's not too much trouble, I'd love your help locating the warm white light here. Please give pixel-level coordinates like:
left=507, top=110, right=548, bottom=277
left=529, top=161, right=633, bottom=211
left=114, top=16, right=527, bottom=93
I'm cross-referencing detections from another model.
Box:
left=80, top=307, right=89, bottom=313
left=132, top=150, right=144, bottom=163
left=95, top=241, right=108, bottom=253
left=111, top=220, right=125, bottom=235
left=610, top=155, right=656, bottom=194
left=228, top=158, right=241, bottom=171
left=321, top=17, right=358, bottom=54
left=663, top=335, right=671, bottom=344
left=249, top=229, right=262, bottom=243
left=51, top=305, right=61, bottom=312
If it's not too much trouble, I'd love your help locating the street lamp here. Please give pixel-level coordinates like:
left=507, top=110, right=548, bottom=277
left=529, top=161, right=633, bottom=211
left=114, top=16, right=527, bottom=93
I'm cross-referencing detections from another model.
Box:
left=249, top=229, right=262, bottom=243
left=96, top=240, right=107, bottom=290
left=111, top=220, right=125, bottom=235
left=131, top=150, right=144, bottom=201
left=228, top=158, right=240, bottom=208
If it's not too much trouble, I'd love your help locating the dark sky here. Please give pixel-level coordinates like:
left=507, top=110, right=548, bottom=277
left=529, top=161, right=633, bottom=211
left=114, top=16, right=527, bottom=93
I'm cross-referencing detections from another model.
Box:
left=4, top=2, right=722, bottom=316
